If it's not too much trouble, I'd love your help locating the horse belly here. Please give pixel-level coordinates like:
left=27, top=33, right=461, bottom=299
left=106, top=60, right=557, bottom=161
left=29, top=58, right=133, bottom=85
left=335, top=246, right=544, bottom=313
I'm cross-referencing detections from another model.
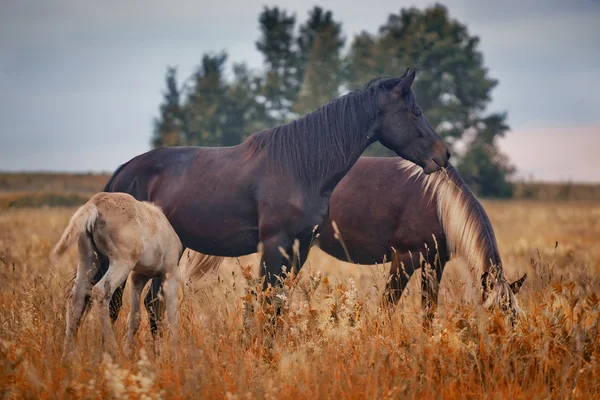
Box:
left=134, top=247, right=165, bottom=277
left=177, top=226, right=260, bottom=257
left=317, top=222, right=390, bottom=265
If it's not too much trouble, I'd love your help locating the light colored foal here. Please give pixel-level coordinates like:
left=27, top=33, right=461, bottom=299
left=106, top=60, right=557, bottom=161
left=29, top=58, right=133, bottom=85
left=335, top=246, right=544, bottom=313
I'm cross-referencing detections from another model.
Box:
left=51, top=192, right=182, bottom=360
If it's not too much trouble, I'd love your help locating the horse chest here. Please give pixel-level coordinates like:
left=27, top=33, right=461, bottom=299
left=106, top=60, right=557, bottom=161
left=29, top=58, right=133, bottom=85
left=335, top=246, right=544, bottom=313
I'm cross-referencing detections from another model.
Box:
left=293, top=198, right=331, bottom=234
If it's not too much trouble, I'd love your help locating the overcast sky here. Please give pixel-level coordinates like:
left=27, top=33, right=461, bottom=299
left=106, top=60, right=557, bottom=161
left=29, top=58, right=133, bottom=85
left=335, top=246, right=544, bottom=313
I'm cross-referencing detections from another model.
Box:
left=1, top=0, right=599, bottom=182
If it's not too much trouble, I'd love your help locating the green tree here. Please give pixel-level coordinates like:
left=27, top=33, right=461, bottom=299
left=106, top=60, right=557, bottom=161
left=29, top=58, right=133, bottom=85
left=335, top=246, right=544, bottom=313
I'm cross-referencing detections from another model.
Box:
left=184, top=52, right=229, bottom=146
left=219, top=63, right=272, bottom=145
left=153, top=55, right=270, bottom=148
left=152, top=67, right=184, bottom=147
left=152, top=4, right=516, bottom=196
left=293, top=7, right=345, bottom=115
left=457, top=113, right=515, bottom=197
left=348, top=4, right=500, bottom=145
left=256, top=7, right=299, bottom=123
left=347, top=4, right=513, bottom=195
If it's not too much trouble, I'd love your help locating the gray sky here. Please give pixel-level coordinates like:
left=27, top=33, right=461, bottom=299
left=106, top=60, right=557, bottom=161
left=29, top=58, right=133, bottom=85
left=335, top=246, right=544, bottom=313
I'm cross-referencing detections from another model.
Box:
left=1, top=0, right=599, bottom=182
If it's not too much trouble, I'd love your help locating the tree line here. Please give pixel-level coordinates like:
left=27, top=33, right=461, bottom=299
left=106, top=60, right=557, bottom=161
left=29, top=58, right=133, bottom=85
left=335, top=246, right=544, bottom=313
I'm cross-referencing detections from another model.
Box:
left=152, top=4, right=515, bottom=197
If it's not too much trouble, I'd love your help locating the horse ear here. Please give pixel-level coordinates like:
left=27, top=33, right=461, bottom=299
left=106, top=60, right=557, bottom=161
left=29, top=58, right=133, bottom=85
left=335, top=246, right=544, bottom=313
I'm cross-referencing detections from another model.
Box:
left=481, top=271, right=493, bottom=287
left=481, top=271, right=492, bottom=302
left=509, top=273, right=527, bottom=294
left=392, top=68, right=416, bottom=97
left=399, top=67, right=410, bottom=79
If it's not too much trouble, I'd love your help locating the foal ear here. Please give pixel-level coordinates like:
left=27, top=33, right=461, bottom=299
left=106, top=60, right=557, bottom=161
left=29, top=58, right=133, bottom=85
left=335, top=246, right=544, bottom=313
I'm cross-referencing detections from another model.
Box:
left=509, top=273, right=527, bottom=294
left=392, top=68, right=416, bottom=97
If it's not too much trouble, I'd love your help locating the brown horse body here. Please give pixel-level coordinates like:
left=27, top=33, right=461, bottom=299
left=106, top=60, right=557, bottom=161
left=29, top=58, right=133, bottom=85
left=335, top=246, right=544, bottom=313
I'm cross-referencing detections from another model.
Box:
left=319, top=157, right=447, bottom=304
left=101, top=71, right=449, bottom=328
left=318, top=157, right=525, bottom=323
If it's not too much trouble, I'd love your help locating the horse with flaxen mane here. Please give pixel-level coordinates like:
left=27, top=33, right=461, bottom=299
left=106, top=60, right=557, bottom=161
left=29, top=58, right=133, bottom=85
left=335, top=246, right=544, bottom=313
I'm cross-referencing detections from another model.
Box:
left=318, top=157, right=526, bottom=326
left=144, top=158, right=527, bottom=333
left=101, top=68, right=449, bottom=329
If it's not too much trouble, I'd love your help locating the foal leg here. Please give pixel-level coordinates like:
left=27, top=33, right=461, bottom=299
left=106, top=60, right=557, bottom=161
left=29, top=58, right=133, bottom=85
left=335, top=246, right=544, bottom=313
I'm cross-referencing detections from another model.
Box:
left=143, top=248, right=186, bottom=340
left=62, top=235, right=100, bottom=362
left=92, top=260, right=133, bottom=354
left=125, top=272, right=149, bottom=356
left=110, top=279, right=127, bottom=323
left=161, top=271, right=179, bottom=350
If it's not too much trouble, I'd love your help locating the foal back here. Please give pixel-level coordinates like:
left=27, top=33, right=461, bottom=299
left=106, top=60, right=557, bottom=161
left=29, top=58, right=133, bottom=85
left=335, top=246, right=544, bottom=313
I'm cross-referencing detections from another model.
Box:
left=90, top=193, right=182, bottom=274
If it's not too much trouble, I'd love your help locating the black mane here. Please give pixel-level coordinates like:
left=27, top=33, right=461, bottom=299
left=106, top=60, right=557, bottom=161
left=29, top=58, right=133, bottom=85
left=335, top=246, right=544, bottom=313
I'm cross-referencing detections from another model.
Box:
left=246, top=75, right=416, bottom=187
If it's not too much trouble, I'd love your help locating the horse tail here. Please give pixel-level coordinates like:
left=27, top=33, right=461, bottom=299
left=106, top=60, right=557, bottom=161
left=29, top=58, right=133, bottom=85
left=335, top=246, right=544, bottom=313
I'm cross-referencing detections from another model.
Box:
left=50, top=201, right=99, bottom=264
left=179, top=249, right=224, bottom=285
left=396, top=160, right=501, bottom=275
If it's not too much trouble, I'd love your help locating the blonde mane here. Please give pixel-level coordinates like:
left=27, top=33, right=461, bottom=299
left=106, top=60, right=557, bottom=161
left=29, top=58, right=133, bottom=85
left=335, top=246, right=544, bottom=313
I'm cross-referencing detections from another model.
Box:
left=397, top=160, right=501, bottom=274
left=397, top=160, right=522, bottom=317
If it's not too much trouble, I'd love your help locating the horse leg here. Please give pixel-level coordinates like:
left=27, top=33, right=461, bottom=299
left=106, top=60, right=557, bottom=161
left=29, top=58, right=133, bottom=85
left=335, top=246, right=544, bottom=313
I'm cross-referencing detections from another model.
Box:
left=384, top=252, right=419, bottom=307
left=260, top=233, right=291, bottom=291
left=92, top=260, right=133, bottom=355
left=421, top=258, right=446, bottom=332
left=124, top=272, right=149, bottom=356
left=62, top=234, right=100, bottom=362
left=144, top=278, right=164, bottom=338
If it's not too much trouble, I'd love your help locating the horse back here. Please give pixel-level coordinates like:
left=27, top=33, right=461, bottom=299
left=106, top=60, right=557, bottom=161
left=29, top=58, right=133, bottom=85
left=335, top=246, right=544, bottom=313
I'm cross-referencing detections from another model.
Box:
left=104, top=146, right=264, bottom=256
left=319, top=157, right=443, bottom=264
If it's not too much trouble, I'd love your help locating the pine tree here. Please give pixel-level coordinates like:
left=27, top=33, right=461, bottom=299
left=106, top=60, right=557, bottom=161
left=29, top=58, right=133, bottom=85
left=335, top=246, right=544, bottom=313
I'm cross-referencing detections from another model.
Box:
left=184, top=52, right=228, bottom=146
left=256, top=7, right=299, bottom=123
left=293, top=7, right=345, bottom=116
left=220, top=63, right=272, bottom=145
left=152, top=67, right=184, bottom=147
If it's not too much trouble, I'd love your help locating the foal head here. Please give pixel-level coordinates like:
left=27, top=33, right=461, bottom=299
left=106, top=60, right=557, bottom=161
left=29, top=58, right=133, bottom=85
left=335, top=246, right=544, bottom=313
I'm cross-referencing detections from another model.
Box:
left=481, top=269, right=527, bottom=324
left=371, top=68, right=449, bottom=174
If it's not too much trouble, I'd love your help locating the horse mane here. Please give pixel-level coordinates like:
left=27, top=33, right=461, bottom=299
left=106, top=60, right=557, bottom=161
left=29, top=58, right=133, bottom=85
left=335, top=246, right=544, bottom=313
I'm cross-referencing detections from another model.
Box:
left=397, top=159, right=523, bottom=315
left=245, top=76, right=417, bottom=188
left=396, top=160, right=503, bottom=277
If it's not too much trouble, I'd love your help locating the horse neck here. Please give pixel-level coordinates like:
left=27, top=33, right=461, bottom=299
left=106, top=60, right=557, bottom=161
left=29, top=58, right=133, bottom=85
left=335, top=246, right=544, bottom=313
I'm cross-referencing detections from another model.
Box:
left=397, top=160, right=504, bottom=277
left=246, top=91, right=379, bottom=192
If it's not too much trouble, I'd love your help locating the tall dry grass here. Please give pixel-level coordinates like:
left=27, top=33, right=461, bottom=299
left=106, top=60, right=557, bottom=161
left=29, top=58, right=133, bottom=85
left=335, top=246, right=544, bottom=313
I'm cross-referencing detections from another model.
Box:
left=1, top=201, right=599, bottom=399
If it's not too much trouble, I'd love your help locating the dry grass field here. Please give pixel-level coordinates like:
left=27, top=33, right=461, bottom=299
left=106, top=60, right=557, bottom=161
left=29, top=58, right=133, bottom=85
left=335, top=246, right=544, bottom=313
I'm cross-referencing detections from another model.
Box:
left=1, top=180, right=600, bottom=398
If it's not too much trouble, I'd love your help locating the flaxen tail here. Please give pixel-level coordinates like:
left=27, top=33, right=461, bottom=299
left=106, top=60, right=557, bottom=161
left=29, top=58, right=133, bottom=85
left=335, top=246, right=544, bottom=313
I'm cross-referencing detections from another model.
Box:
left=179, top=249, right=224, bottom=284
left=50, top=202, right=99, bottom=264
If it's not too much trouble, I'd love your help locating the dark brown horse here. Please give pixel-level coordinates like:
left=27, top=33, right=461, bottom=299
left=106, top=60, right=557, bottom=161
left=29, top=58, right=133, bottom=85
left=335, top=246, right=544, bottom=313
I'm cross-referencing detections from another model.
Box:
left=318, top=157, right=526, bottom=325
left=152, top=158, right=525, bottom=332
left=100, top=69, right=449, bottom=327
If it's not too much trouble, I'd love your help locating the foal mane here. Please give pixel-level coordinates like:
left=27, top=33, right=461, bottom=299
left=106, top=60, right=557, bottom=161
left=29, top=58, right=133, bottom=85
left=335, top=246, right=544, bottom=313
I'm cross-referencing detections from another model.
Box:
left=396, top=160, right=502, bottom=277
left=245, top=76, right=417, bottom=188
